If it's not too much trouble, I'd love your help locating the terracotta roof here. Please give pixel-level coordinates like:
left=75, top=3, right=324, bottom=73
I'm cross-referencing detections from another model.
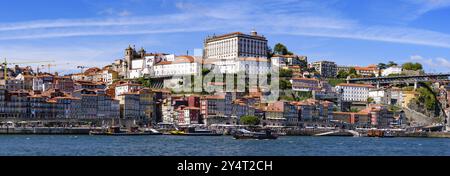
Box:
left=204, top=94, right=225, bottom=100
left=355, top=66, right=378, bottom=71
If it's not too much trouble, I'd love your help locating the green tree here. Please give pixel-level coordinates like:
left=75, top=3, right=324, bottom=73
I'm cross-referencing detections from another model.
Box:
left=202, top=68, right=211, bottom=76
left=377, top=63, right=387, bottom=70
left=240, top=115, right=260, bottom=126
left=280, top=69, right=293, bottom=78
left=367, top=97, right=374, bottom=104
left=349, top=67, right=357, bottom=75
left=273, top=43, right=293, bottom=55
left=337, top=70, right=349, bottom=79
left=280, top=79, right=292, bottom=90
left=137, top=77, right=151, bottom=88
left=416, top=87, right=436, bottom=111
left=387, top=61, right=398, bottom=67
left=402, top=62, right=423, bottom=71
left=350, top=108, right=359, bottom=113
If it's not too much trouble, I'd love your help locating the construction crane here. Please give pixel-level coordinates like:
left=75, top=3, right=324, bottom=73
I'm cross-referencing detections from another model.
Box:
left=2, top=58, right=55, bottom=80
left=41, top=63, right=57, bottom=73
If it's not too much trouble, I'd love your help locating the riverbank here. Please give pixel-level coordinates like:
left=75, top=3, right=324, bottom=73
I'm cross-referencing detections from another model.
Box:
left=0, top=127, right=99, bottom=135
left=2, top=126, right=450, bottom=139
left=1, top=135, right=449, bottom=156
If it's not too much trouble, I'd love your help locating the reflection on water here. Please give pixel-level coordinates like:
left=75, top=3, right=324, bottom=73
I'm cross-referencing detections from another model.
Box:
left=0, top=135, right=449, bottom=156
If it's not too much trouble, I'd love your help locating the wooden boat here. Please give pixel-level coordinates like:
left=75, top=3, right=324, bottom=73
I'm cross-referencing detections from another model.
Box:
left=233, top=129, right=278, bottom=140
left=168, top=127, right=222, bottom=136
left=367, top=129, right=395, bottom=138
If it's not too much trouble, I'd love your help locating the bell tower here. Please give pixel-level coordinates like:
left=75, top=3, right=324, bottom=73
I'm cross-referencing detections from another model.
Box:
left=125, top=45, right=134, bottom=70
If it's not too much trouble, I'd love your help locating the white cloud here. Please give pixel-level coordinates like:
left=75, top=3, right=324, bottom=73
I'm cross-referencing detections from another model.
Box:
left=0, top=1, right=450, bottom=49
left=410, top=55, right=450, bottom=72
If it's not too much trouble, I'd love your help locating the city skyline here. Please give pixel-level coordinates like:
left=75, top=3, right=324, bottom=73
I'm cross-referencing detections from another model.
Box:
left=1, top=0, right=450, bottom=74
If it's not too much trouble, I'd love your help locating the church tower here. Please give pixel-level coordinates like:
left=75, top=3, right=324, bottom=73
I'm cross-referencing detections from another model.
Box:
left=125, top=45, right=135, bottom=70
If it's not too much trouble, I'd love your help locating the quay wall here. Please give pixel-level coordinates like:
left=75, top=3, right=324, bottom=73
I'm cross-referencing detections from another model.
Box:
left=0, top=127, right=98, bottom=135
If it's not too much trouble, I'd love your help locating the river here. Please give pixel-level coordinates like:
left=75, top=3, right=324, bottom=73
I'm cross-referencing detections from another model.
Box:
left=0, top=135, right=449, bottom=156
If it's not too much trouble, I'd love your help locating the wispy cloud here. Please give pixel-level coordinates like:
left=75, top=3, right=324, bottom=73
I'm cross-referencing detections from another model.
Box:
left=0, top=0, right=450, bottom=49
left=410, top=55, right=450, bottom=72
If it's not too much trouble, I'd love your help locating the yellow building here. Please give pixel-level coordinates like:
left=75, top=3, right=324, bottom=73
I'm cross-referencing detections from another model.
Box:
left=402, top=91, right=418, bottom=108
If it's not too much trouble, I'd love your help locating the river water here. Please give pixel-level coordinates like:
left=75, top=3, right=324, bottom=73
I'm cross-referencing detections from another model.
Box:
left=0, top=135, right=449, bottom=156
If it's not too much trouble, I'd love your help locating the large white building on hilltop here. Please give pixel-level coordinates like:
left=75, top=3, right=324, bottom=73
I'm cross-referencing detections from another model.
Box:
left=203, top=30, right=268, bottom=60
left=203, top=31, right=271, bottom=75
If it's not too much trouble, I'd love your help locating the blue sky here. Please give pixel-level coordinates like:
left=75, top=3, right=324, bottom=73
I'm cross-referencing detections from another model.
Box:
left=1, top=0, right=450, bottom=74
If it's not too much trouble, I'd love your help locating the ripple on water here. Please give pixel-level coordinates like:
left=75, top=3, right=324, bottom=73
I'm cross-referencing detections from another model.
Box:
left=0, top=135, right=450, bottom=156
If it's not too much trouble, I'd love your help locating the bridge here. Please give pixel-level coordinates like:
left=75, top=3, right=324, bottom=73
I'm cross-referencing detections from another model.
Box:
left=347, top=73, right=450, bottom=88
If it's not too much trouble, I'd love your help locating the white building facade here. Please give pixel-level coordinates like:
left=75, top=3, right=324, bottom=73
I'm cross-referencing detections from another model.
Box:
left=335, top=83, right=375, bottom=102
left=203, top=31, right=268, bottom=60
left=382, top=66, right=402, bottom=77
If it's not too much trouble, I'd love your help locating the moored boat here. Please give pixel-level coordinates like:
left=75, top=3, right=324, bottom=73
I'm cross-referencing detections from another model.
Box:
left=89, top=126, right=162, bottom=136
left=233, top=129, right=278, bottom=140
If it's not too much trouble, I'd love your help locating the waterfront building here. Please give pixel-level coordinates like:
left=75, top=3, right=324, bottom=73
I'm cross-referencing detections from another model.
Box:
left=54, top=97, right=81, bottom=119
left=118, top=92, right=140, bottom=119
left=201, top=94, right=229, bottom=125
left=203, top=30, right=268, bottom=60
left=265, top=101, right=298, bottom=126
left=72, top=89, right=119, bottom=119
left=335, top=83, right=375, bottom=102
left=263, top=104, right=286, bottom=127
left=332, top=111, right=371, bottom=127
left=3, top=90, right=30, bottom=118
left=176, top=106, right=201, bottom=125
left=138, top=88, right=154, bottom=122
left=29, top=94, right=55, bottom=119
left=312, top=61, right=337, bottom=78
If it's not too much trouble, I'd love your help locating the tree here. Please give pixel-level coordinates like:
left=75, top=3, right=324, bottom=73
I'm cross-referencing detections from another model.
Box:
left=137, top=77, right=151, bottom=88
left=337, top=70, right=349, bottom=79
left=202, top=68, right=211, bottom=76
left=377, top=63, right=387, bottom=70
left=387, top=61, right=398, bottom=67
left=280, top=79, right=292, bottom=90
left=274, top=43, right=291, bottom=55
left=402, top=62, right=423, bottom=71
left=367, top=97, right=374, bottom=104
left=280, top=69, right=293, bottom=78
left=240, top=115, right=260, bottom=126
